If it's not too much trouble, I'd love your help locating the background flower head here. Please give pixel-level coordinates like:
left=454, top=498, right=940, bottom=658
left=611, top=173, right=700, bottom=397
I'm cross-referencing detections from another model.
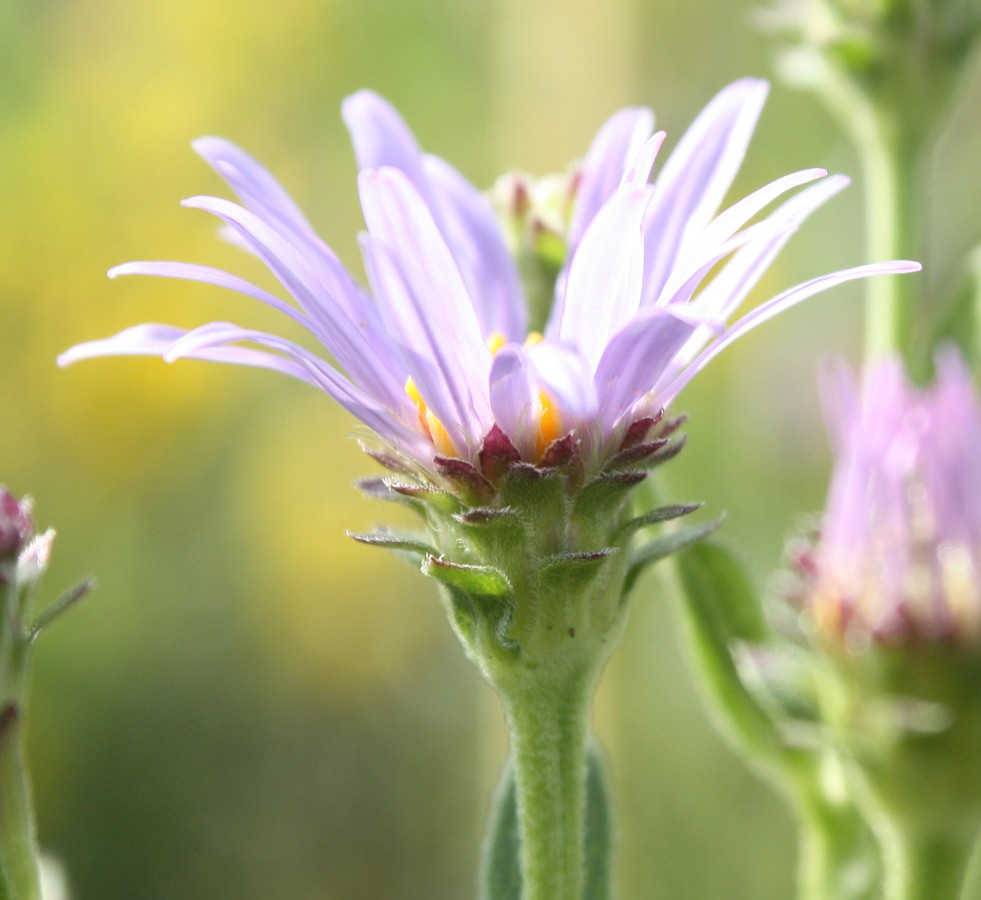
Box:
left=795, top=348, right=981, bottom=644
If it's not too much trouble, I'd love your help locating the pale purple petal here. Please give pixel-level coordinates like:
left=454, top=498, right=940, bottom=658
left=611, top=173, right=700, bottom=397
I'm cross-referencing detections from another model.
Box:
left=556, top=188, right=649, bottom=369
left=181, top=195, right=408, bottom=411
left=59, top=324, right=194, bottom=366
left=421, top=154, right=526, bottom=340
left=166, top=322, right=419, bottom=446
left=619, top=132, right=667, bottom=190
left=592, top=308, right=696, bottom=429
left=193, top=137, right=316, bottom=236
left=641, top=79, right=769, bottom=305
left=657, top=261, right=923, bottom=406
left=342, top=90, right=431, bottom=201
left=817, top=355, right=859, bottom=454
left=525, top=341, right=599, bottom=423
left=652, top=168, right=827, bottom=307
left=568, top=107, right=655, bottom=248
left=657, top=176, right=851, bottom=388
left=489, top=345, right=539, bottom=459
left=358, top=212, right=491, bottom=454
left=108, top=261, right=321, bottom=337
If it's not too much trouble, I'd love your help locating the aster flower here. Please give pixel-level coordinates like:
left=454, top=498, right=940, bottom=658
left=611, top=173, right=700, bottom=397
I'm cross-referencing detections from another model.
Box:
left=58, top=79, right=917, bottom=482
left=796, top=348, right=981, bottom=644
left=58, top=81, right=920, bottom=900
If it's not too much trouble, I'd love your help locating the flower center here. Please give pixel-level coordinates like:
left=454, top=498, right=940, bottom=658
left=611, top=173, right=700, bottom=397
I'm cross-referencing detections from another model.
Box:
left=404, top=332, right=563, bottom=461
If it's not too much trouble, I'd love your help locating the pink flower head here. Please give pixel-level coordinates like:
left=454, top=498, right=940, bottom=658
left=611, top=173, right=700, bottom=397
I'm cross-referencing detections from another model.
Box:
left=59, top=80, right=918, bottom=479
left=806, top=349, right=981, bottom=644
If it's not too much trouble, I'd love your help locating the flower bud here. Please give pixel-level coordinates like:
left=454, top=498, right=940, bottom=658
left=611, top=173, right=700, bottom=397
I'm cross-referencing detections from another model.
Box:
left=778, top=351, right=981, bottom=876
left=794, top=350, right=981, bottom=647
left=0, top=488, right=34, bottom=571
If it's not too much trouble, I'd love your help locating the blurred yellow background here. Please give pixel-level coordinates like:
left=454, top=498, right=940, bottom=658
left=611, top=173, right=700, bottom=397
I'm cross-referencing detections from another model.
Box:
left=2, top=0, right=979, bottom=897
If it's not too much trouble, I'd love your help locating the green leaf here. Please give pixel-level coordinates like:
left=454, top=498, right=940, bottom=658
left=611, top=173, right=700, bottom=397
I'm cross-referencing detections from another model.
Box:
left=623, top=516, right=722, bottom=596
left=614, top=502, right=702, bottom=543
left=582, top=742, right=613, bottom=900
left=422, top=556, right=512, bottom=598
left=673, top=539, right=780, bottom=760
left=478, top=743, right=613, bottom=900
left=29, top=577, right=93, bottom=639
left=573, top=471, right=647, bottom=523
left=479, top=759, right=521, bottom=900
left=347, top=531, right=437, bottom=559
left=536, top=549, right=618, bottom=596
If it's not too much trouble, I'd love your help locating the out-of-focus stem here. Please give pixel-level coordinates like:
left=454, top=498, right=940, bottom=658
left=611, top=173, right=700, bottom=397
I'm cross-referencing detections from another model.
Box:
left=857, top=107, right=924, bottom=367
left=0, top=702, right=42, bottom=900
left=877, top=821, right=977, bottom=900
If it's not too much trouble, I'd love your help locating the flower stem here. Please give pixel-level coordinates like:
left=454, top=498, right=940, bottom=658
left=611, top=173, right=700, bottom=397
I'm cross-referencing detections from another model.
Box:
left=790, top=780, right=878, bottom=900
left=0, top=703, right=42, bottom=900
left=0, top=578, right=42, bottom=900
left=859, top=107, right=924, bottom=367
left=877, top=823, right=977, bottom=900
left=499, top=666, right=596, bottom=900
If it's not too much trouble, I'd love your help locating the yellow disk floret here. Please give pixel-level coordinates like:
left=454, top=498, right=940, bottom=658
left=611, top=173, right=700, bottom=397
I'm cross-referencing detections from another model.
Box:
left=404, top=376, right=456, bottom=456
left=404, top=331, right=564, bottom=462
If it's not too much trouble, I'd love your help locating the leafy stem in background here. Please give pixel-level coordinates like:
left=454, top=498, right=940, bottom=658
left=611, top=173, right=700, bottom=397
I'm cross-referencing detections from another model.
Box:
left=0, top=489, right=91, bottom=900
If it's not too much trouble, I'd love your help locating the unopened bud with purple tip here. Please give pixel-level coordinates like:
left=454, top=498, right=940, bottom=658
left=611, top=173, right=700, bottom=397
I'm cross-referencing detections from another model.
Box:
left=0, top=489, right=35, bottom=586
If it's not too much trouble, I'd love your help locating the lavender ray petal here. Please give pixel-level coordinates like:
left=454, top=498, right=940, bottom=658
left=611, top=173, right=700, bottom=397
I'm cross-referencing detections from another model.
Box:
left=568, top=107, right=655, bottom=249
left=193, top=137, right=315, bottom=235
left=342, top=90, right=431, bottom=202
left=592, top=308, right=697, bottom=429
left=557, top=187, right=649, bottom=370
left=422, top=154, right=527, bottom=340
left=526, top=340, right=598, bottom=422
left=653, top=168, right=826, bottom=306
left=108, top=261, right=323, bottom=338
left=181, top=195, right=408, bottom=410
left=166, top=322, right=418, bottom=445
left=641, top=79, right=769, bottom=305
left=620, top=132, right=666, bottom=190
left=657, top=176, right=850, bottom=387
left=658, top=261, right=923, bottom=407
left=489, top=345, right=539, bottom=459
left=359, top=231, right=490, bottom=454
left=357, top=168, right=491, bottom=422
left=58, top=324, right=194, bottom=366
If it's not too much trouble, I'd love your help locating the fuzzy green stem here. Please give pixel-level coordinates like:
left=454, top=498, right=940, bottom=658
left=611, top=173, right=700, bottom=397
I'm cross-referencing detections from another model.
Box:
left=877, top=823, right=976, bottom=900
left=0, top=704, right=42, bottom=900
left=804, top=63, right=926, bottom=369
left=0, top=577, right=42, bottom=900
left=859, top=108, right=924, bottom=367
left=500, top=667, right=596, bottom=900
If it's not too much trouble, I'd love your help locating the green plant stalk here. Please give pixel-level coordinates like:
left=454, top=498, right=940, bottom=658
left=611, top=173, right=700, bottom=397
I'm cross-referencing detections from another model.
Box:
left=0, top=589, right=42, bottom=900
left=498, top=664, right=597, bottom=900
left=858, top=106, right=924, bottom=368
left=876, top=821, right=976, bottom=900
left=809, top=64, right=926, bottom=367
left=0, top=707, right=42, bottom=900
left=787, top=768, right=878, bottom=900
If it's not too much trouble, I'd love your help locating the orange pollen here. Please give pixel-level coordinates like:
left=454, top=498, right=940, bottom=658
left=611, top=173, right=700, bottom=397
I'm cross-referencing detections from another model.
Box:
left=404, top=331, right=563, bottom=461
left=404, top=376, right=456, bottom=456
left=536, top=389, right=562, bottom=457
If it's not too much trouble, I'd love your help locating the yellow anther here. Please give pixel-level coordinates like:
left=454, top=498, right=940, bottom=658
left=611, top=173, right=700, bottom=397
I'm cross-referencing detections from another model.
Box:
left=524, top=332, right=543, bottom=347
left=536, top=389, right=562, bottom=457
left=486, top=332, right=507, bottom=356
left=404, top=375, right=456, bottom=456
left=405, top=376, right=424, bottom=407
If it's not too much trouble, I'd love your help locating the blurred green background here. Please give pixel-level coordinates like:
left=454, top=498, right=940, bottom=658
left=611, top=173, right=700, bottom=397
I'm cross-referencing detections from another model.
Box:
left=2, top=0, right=979, bottom=897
